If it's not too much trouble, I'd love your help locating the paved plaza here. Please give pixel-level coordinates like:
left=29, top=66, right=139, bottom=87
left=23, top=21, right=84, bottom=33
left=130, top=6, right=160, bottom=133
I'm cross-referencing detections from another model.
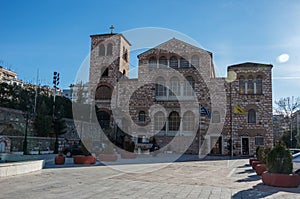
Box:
left=0, top=156, right=300, bottom=199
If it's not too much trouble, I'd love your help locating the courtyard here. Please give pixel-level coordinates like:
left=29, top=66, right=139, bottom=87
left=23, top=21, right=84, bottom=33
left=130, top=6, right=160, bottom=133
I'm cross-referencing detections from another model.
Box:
left=0, top=157, right=299, bottom=198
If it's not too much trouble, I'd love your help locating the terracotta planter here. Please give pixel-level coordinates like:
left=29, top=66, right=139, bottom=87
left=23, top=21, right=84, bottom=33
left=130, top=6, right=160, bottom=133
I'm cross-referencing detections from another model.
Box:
left=55, top=155, right=65, bottom=165
left=249, top=158, right=258, bottom=165
left=255, top=164, right=268, bottom=175
left=73, top=155, right=96, bottom=164
left=120, top=151, right=137, bottom=159
left=98, top=154, right=118, bottom=162
left=262, top=172, right=300, bottom=188
left=252, top=161, right=261, bottom=170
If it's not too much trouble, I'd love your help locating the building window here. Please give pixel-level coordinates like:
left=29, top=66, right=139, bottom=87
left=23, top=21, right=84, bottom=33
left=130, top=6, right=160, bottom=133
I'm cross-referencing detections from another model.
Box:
left=99, top=44, right=105, bottom=56
left=191, top=55, right=199, bottom=67
left=212, top=111, right=220, bottom=123
left=248, top=109, right=256, bottom=124
left=184, top=76, right=195, bottom=96
left=239, top=76, right=245, bottom=94
left=256, top=75, right=262, bottom=94
left=138, top=111, right=146, bottom=122
left=123, top=48, right=128, bottom=62
left=154, top=111, right=166, bottom=131
left=169, top=77, right=180, bottom=96
left=155, top=77, right=166, bottom=97
left=180, top=57, right=189, bottom=67
left=107, top=43, right=113, bottom=56
left=183, top=111, right=194, bottom=131
left=169, top=111, right=180, bottom=131
left=149, top=57, right=157, bottom=68
left=95, top=85, right=112, bottom=100
left=170, top=56, right=178, bottom=68
left=255, top=136, right=264, bottom=146
left=159, top=56, right=168, bottom=67
left=101, top=68, right=109, bottom=77
left=247, top=75, right=254, bottom=94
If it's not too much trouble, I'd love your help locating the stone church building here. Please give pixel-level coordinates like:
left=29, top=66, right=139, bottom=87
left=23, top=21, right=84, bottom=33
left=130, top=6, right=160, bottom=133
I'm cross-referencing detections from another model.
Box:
left=87, top=31, right=273, bottom=156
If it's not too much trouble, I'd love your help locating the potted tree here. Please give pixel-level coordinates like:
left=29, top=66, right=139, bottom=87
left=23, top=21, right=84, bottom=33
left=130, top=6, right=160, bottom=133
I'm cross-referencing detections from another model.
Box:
left=73, top=141, right=96, bottom=164
left=98, top=143, right=118, bottom=162
left=250, top=146, right=260, bottom=167
left=255, top=147, right=270, bottom=175
left=262, top=142, right=300, bottom=188
left=54, top=152, right=65, bottom=165
left=120, top=141, right=137, bottom=159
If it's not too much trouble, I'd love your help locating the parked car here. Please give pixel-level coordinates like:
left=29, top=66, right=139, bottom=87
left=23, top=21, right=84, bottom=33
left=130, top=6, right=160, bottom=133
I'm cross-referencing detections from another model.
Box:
left=292, top=152, right=300, bottom=174
left=289, top=148, right=300, bottom=155
left=63, top=144, right=84, bottom=157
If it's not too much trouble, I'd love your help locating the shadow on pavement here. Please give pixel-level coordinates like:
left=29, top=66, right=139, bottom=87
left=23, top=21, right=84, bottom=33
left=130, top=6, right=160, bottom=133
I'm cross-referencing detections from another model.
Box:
left=232, top=183, right=300, bottom=199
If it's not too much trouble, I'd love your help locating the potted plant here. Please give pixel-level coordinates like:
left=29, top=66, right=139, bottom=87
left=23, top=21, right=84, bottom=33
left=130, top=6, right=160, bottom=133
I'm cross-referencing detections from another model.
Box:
left=98, top=143, right=118, bottom=162
left=262, top=142, right=300, bottom=188
left=54, top=152, right=65, bottom=165
left=255, top=147, right=270, bottom=175
left=73, top=141, right=96, bottom=164
left=120, top=141, right=137, bottom=159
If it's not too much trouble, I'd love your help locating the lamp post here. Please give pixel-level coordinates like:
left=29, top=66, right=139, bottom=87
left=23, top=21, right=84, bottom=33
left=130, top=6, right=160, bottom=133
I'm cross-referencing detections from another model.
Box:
left=225, top=71, right=237, bottom=158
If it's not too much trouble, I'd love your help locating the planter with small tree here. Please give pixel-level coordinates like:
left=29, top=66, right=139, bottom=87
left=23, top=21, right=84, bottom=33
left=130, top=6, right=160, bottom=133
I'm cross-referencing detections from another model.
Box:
left=55, top=152, right=65, bottom=165
left=73, top=141, right=96, bottom=164
left=255, top=147, right=270, bottom=175
left=120, top=141, right=137, bottom=159
left=262, top=142, right=300, bottom=188
left=98, top=143, right=118, bottom=162
left=249, top=146, right=260, bottom=166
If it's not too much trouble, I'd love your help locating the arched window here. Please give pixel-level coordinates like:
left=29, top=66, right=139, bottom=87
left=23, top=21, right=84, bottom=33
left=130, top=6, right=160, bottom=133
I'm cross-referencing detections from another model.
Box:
left=168, top=111, right=180, bottom=131
left=247, top=75, right=254, bottom=94
left=99, top=44, right=105, bottom=56
left=155, top=77, right=166, bottom=97
left=239, top=76, right=245, bottom=94
left=123, top=48, right=128, bottom=62
left=248, top=109, right=256, bottom=124
left=183, top=111, right=195, bottom=131
left=256, top=75, right=262, bottom=94
left=169, top=56, right=178, bottom=68
left=106, top=43, right=113, bottom=56
left=95, top=85, right=112, bottom=100
left=212, top=111, right=220, bottom=123
left=169, top=77, right=180, bottom=96
left=180, top=57, right=189, bottom=67
left=191, top=55, right=199, bottom=67
left=184, top=76, right=195, bottom=96
left=159, top=56, right=168, bottom=67
left=138, top=111, right=146, bottom=122
left=154, top=111, right=166, bottom=131
left=149, top=57, right=157, bottom=68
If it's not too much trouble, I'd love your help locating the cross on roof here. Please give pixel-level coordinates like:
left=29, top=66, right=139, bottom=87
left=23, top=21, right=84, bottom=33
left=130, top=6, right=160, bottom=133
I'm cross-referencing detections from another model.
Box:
left=110, top=25, right=114, bottom=34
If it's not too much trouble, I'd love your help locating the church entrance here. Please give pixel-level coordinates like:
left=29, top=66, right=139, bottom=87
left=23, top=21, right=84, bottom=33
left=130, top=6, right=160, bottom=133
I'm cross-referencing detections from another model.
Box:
left=210, top=136, right=222, bottom=155
left=241, top=137, right=250, bottom=156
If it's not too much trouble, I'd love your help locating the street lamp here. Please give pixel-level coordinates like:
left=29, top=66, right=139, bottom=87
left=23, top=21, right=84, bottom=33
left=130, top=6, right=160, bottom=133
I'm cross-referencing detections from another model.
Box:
left=225, top=71, right=237, bottom=158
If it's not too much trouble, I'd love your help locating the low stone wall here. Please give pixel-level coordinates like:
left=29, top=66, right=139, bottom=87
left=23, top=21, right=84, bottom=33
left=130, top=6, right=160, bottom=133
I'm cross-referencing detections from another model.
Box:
left=0, top=160, right=45, bottom=177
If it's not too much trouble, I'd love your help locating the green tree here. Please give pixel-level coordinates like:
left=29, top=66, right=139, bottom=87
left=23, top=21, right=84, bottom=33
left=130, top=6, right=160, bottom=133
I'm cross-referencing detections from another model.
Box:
left=34, top=101, right=52, bottom=137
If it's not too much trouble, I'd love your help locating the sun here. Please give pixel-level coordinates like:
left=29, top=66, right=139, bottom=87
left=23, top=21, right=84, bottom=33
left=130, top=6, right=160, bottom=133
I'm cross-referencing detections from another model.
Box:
left=277, top=53, right=290, bottom=63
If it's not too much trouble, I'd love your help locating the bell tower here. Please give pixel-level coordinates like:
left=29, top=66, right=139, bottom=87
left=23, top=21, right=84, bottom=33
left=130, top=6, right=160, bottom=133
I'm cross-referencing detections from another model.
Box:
left=88, top=26, right=131, bottom=103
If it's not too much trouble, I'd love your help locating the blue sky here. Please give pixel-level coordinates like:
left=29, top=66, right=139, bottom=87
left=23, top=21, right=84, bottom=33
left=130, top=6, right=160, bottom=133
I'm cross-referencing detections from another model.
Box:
left=1, top=0, right=300, bottom=103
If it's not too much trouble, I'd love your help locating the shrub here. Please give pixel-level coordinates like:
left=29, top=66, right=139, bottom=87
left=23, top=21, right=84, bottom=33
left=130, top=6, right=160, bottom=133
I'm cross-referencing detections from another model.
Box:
left=124, top=141, right=135, bottom=152
left=257, top=147, right=271, bottom=164
left=266, top=142, right=293, bottom=174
